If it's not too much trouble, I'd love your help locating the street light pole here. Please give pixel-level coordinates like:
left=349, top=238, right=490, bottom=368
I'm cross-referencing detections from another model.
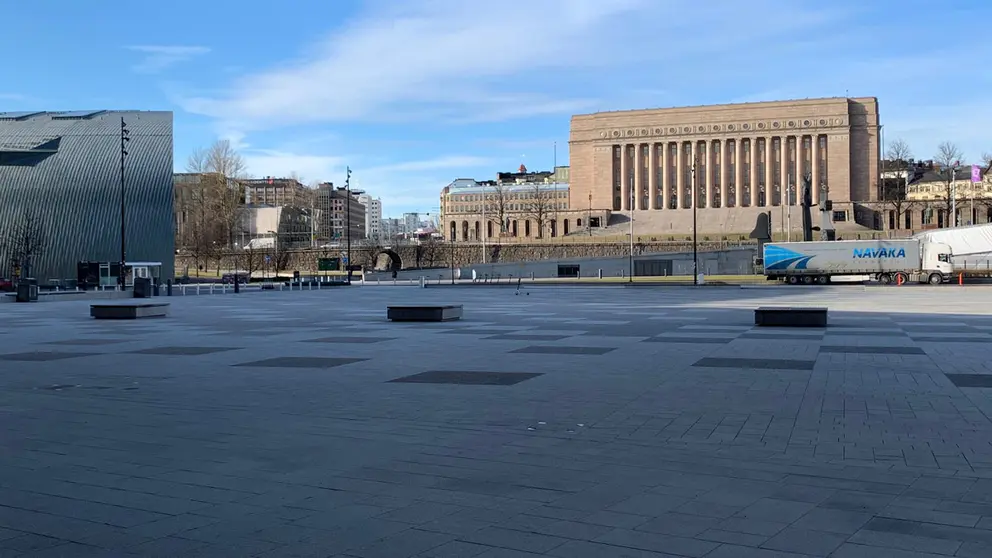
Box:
left=345, top=167, right=352, bottom=279
left=119, top=118, right=130, bottom=290
left=691, top=157, right=699, bottom=286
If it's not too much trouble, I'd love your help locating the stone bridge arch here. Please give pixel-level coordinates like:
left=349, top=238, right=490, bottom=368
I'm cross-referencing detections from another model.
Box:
left=373, top=248, right=402, bottom=271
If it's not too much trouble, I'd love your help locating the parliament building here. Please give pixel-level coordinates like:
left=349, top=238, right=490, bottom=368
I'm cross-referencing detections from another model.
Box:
left=568, top=97, right=881, bottom=236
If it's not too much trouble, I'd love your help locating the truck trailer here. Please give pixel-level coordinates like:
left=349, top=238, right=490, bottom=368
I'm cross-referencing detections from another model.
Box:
left=763, top=239, right=953, bottom=285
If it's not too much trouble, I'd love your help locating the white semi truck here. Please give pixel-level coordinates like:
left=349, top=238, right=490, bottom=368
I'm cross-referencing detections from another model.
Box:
left=763, top=239, right=954, bottom=285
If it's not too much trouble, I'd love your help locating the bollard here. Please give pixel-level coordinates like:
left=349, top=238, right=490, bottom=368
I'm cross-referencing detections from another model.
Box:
left=210, top=285, right=214, bottom=295
left=377, top=278, right=381, bottom=285
left=598, top=269, right=603, bottom=279
left=309, top=282, right=312, bottom=291
left=959, top=273, right=964, bottom=286
left=897, top=274, right=903, bottom=286
left=196, top=285, right=201, bottom=296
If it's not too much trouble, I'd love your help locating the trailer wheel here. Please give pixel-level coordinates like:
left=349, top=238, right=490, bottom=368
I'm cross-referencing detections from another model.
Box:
left=802, top=275, right=814, bottom=285
left=894, top=272, right=908, bottom=285
left=787, top=276, right=799, bottom=285
left=816, top=275, right=829, bottom=285
left=928, top=273, right=943, bottom=285
left=878, top=273, right=892, bottom=285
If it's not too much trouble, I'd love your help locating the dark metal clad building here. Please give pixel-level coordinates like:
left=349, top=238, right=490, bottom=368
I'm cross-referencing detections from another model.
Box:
left=0, top=110, right=174, bottom=283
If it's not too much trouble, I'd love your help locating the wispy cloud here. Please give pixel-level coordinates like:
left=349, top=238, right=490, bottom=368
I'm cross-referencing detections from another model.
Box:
left=175, top=0, right=856, bottom=135
left=0, top=93, right=26, bottom=101
left=368, top=156, right=494, bottom=174
left=128, top=45, right=210, bottom=74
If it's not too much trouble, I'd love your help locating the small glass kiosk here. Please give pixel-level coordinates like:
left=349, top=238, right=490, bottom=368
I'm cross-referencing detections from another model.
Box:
left=78, top=261, right=163, bottom=289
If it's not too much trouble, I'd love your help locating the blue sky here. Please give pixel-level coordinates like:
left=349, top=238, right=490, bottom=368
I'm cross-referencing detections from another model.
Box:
left=2, top=0, right=990, bottom=216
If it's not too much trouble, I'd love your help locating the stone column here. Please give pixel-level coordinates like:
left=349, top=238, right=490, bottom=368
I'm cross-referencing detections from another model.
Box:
left=620, top=144, right=630, bottom=211
left=691, top=142, right=699, bottom=209
left=648, top=143, right=657, bottom=210
left=661, top=143, right=670, bottom=210
left=676, top=142, right=685, bottom=210
left=810, top=136, right=820, bottom=205
left=720, top=139, right=729, bottom=208
left=765, top=138, right=774, bottom=206
left=703, top=141, right=713, bottom=208
left=780, top=137, right=789, bottom=206
left=797, top=136, right=806, bottom=205
left=735, top=139, right=744, bottom=207
left=749, top=139, right=759, bottom=207
left=635, top=144, right=645, bottom=211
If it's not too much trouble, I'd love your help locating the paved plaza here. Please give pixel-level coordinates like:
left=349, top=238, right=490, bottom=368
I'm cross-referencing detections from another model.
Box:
left=3, top=285, right=992, bottom=557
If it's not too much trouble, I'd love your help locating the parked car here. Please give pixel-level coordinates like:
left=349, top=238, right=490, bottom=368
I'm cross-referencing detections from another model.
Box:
left=0, top=278, right=13, bottom=292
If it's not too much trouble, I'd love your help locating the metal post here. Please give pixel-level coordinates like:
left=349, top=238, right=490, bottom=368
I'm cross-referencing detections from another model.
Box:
left=787, top=183, right=792, bottom=242
left=692, top=158, right=698, bottom=285
left=345, top=167, right=352, bottom=278
left=119, top=118, right=130, bottom=290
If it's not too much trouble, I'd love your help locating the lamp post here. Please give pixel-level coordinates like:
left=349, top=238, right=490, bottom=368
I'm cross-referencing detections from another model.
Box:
left=691, top=157, right=699, bottom=286
left=119, top=118, right=130, bottom=290
left=233, top=242, right=240, bottom=293
left=345, top=167, right=352, bottom=278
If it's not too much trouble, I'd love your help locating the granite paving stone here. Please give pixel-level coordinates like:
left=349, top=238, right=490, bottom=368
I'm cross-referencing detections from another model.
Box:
left=3, top=285, right=992, bottom=555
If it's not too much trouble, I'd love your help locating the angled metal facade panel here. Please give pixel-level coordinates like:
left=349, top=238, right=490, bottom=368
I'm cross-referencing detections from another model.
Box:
left=0, top=111, right=174, bottom=283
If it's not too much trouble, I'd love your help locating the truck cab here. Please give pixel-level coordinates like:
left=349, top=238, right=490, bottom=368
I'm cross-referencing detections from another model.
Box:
left=921, top=241, right=954, bottom=283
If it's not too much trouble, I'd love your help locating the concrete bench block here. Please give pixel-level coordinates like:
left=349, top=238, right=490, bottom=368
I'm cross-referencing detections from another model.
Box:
left=754, top=307, right=827, bottom=327
left=91, top=302, right=170, bottom=320
left=387, top=305, right=463, bottom=322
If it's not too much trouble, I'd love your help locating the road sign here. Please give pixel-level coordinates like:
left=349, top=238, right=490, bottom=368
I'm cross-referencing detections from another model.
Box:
left=264, top=255, right=271, bottom=263
left=317, top=258, right=339, bottom=271
left=342, top=256, right=349, bottom=264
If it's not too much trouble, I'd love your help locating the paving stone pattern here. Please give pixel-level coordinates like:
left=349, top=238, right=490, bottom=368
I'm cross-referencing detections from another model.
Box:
left=2, top=285, right=992, bottom=556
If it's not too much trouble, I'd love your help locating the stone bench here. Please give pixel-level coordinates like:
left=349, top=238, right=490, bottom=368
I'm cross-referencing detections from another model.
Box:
left=91, top=302, right=170, bottom=320
left=754, top=307, right=827, bottom=327
left=387, top=305, right=463, bottom=322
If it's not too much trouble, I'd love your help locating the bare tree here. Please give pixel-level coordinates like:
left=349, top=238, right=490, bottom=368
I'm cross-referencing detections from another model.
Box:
left=186, top=140, right=249, bottom=248
left=885, top=138, right=913, bottom=169
left=2, top=207, right=47, bottom=279
left=934, top=141, right=964, bottom=227
left=982, top=152, right=992, bottom=169
left=235, top=245, right=265, bottom=278
left=483, top=183, right=510, bottom=239
left=880, top=138, right=914, bottom=231
left=524, top=182, right=555, bottom=239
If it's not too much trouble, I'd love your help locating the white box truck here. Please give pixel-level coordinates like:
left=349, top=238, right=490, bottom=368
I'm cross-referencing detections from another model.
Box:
left=763, top=239, right=954, bottom=285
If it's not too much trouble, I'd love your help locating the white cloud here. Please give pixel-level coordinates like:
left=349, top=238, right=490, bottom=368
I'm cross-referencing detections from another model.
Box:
left=0, top=93, right=26, bottom=101
left=128, top=45, right=210, bottom=74
left=177, top=0, right=848, bottom=135
left=242, top=149, right=346, bottom=185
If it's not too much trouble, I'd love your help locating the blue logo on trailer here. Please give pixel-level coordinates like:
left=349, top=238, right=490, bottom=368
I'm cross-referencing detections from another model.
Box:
left=764, top=245, right=815, bottom=270
left=853, top=248, right=906, bottom=258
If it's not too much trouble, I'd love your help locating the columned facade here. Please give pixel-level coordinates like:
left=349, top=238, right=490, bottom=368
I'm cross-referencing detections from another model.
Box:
left=569, top=97, right=880, bottom=235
